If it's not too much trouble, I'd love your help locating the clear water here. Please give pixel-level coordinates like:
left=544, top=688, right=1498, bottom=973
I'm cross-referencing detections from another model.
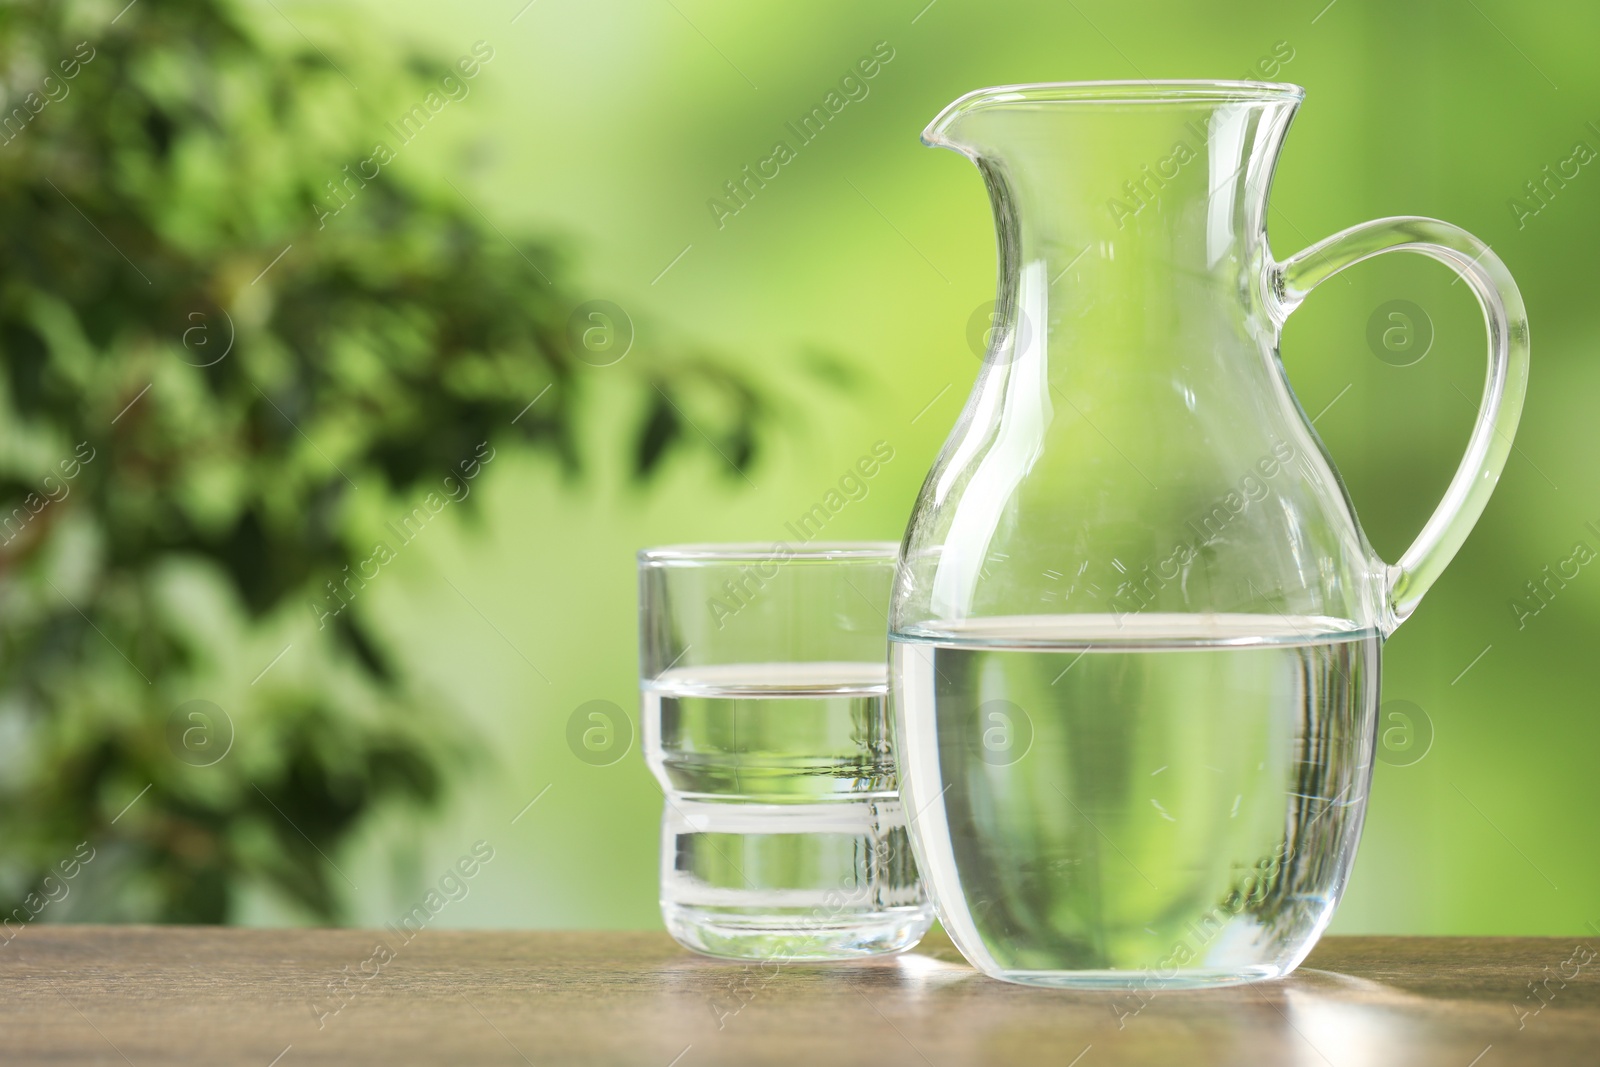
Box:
left=643, top=662, right=931, bottom=959
left=891, top=614, right=1378, bottom=987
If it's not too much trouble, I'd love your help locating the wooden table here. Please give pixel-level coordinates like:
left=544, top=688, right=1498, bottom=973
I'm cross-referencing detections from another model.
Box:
left=2, top=927, right=1595, bottom=1065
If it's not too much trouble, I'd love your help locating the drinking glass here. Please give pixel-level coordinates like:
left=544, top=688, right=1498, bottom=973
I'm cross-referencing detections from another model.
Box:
left=639, top=542, right=932, bottom=960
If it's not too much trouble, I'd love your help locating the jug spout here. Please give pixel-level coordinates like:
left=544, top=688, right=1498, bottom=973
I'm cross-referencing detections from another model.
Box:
left=923, top=81, right=1303, bottom=293
left=922, top=80, right=1304, bottom=146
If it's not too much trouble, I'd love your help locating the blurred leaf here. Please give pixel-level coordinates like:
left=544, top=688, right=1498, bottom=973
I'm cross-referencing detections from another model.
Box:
left=0, top=0, right=764, bottom=924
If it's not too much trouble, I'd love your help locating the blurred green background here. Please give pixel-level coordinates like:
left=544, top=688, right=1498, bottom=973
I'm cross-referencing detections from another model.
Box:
left=5, top=0, right=1597, bottom=935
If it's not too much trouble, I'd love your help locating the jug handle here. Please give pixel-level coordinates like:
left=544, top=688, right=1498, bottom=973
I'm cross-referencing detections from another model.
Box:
left=1269, top=216, right=1530, bottom=633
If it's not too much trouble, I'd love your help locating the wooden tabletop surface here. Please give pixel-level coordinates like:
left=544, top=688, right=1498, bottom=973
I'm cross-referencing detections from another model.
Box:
left=1, top=927, right=1595, bottom=1065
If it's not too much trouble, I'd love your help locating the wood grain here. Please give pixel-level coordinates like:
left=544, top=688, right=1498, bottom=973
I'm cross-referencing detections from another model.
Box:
left=1, top=928, right=1596, bottom=1065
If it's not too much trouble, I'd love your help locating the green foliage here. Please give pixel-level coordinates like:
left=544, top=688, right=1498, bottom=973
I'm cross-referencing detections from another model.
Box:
left=0, top=0, right=762, bottom=923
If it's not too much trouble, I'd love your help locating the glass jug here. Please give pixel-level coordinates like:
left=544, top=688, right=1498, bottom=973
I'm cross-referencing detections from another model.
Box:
left=888, top=81, right=1528, bottom=988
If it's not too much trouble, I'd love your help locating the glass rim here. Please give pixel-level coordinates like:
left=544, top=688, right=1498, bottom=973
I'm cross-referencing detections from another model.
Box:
left=638, top=541, right=899, bottom=565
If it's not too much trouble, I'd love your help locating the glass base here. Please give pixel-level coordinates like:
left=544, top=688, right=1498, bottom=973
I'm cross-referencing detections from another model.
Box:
left=979, top=964, right=1286, bottom=989
left=663, top=903, right=934, bottom=961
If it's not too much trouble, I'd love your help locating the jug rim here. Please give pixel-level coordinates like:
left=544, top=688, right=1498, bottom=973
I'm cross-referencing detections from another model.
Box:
left=925, top=80, right=1304, bottom=144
